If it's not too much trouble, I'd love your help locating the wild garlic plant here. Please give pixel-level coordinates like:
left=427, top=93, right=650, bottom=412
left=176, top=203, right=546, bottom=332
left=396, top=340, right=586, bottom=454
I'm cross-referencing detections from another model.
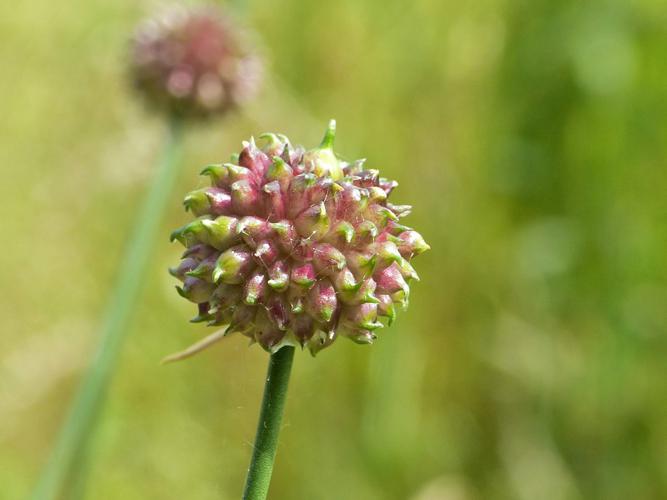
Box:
left=168, top=121, right=429, bottom=499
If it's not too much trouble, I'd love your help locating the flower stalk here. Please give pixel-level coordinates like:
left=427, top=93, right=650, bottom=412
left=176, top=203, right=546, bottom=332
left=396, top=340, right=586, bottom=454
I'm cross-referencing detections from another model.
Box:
left=242, top=345, right=295, bottom=500
left=32, top=117, right=184, bottom=500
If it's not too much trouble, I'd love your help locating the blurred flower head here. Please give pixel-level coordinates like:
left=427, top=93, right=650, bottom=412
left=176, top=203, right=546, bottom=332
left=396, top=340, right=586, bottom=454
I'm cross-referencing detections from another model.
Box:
left=130, top=5, right=262, bottom=120
left=170, top=121, right=429, bottom=355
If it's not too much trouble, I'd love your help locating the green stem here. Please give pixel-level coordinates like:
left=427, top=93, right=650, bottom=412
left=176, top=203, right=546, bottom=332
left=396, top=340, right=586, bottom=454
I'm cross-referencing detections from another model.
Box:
left=242, top=346, right=295, bottom=500
left=32, top=116, right=184, bottom=500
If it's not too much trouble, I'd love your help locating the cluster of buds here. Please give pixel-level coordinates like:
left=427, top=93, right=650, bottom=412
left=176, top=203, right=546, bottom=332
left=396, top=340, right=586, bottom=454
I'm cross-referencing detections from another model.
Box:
left=170, top=121, right=429, bottom=354
left=129, top=5, right=262, bottom=119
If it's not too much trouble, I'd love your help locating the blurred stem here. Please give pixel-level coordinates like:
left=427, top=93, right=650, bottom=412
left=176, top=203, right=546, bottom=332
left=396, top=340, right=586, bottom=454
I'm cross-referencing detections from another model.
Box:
left=242, top=346, right=295, bottom=500
left=32, top=116, right=184, bottom=500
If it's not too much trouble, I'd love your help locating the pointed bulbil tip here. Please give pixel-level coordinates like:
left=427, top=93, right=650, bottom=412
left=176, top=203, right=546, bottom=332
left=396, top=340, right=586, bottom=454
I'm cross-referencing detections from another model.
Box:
left=259, top=133, right=285, bottom=155
left=319, top=119, right=336, bottom=149
left=303, top=120, right=343, bottom=180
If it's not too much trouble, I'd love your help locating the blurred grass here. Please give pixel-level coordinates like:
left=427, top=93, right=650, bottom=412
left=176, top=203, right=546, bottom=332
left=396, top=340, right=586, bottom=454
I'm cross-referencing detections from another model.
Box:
left=1, top=0, right=666, bottom=499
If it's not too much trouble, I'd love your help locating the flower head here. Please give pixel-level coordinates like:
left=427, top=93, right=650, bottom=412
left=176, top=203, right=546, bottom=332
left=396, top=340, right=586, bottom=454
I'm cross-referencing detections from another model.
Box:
left=130, top=5, right=262, bottom=120
left=170, top=121, right=429, bottom=355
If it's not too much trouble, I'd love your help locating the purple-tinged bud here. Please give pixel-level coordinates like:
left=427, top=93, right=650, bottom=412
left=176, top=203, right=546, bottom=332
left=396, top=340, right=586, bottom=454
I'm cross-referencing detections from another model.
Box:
left=312, top=243, right=346, bottom=274
left=337, top=185, right=369, bottom=219
left=288, top=173, right=318, bottom=218
left=182, top=243, right=216, bottom=260
left=200, top=164, right=229, bottom=187
left=306, top=280, right=338, bottom=323
left=266, top=156, right=293, bottom=190
left=226, top=305, right=256, bottom=336
left=391, top=289, right=409, bottom=309
left=292, top=314, right=315, bottom=344
left=293, top=242, right=315, bottom=262
left=372, top=240, right=403, bottom=268
left=366, top=204, right=399, bottom=225
left=348, top=330, right=377, bottom=345
left=190, top=303, right=214, bottom=324
left=340, top=277, right=380, bottom=305
left=283, top=144, right=303, bottom=171
left=183, top=189, right=211, bottom=216
left=291, top=262, right=317, bottom=289
left=267, top=260, right=289, bottom=291
left=379, top=178, right=398, bottom=195
left=236, top=216, right=272, bottom=248
left=230, top=179, right=260, bottom=215
left=288, top=288, right=306, bottom=314
left=206, top=188, right=233, bottom=215
left=170, top=219, right=207, bottom=247
left=387, top=203, right=412, bottom=218
left=295, top=202, right=330, bottom=239
left=184, top=187, right=232, bottom=216
left=327, top=221, right=354, bottom=245
left=210, top=283, right=242, bottom=310
left=379, top=233, right=403, bottom=247
left=212, top=244, right=255, bottom=284
left=345, top=249, right=377, bottom=278
left=243, top=269, right=267, bottom=305
left=177, top=277, right=216, bottom=303
left=341, top=303, right=382, bottom=331
left=254, top=310, right=285, bottom=352
left=396, top=230, right=430, bottom=257
left=185, top=254, right=218, bottom=281
left=269, top=221, right=297, bottom=253
left=258, top=133, right=288, bottom=157
left=385, top=220, right=411, bottom=236
left=375, top=263, right=409, bottom=295
left=308, top=177, right=339, bottom=207
left=169, top=257, right=198, bottom=280
left=397, top=257, right=420, bottom=281
left=376, top=294, right=397, bottom=325
left=368, top=186, right=387, bottom=203
left=207, top=306, right=234, bottom=327
left=332, top=267, right=360, bottom=293
left=239, top=139, right=271, bottom=177
left=357, top=169, right=380, bottom=187
left=307, top=329, right=337, bottom=355
left=263, top=180, right=286, bottom=220
left=353, top=220, right=379, bottom=246
left=254, top=239, right=280, bottom=267
left=266, top=296, right=290, bottom=331
left=200, top=216, right=239, bottom=250
left=224, top=163, right=255, bottom=184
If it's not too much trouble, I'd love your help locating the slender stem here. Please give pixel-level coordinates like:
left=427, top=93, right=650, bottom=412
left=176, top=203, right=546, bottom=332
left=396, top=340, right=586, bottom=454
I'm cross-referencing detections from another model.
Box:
left=32, top=116, right=184, bottom=500
left=243, top=346, right=295, bottom=500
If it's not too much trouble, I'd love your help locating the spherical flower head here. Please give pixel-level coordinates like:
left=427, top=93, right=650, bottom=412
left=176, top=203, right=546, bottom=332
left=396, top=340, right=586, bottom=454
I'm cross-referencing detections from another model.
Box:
left=170, top=121, right=430, bottom=355
left=130, top=5, right=262, bottom=120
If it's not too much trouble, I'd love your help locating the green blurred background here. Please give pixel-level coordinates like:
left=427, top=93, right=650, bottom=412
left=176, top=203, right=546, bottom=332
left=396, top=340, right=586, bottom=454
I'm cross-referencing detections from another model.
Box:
left=2, top=0, right=666, bottom=498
